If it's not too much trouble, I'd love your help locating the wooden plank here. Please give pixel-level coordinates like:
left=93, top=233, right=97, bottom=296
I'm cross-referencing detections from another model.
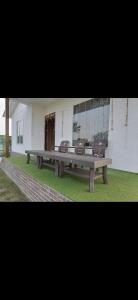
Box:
left=42, top=162, right=55, bottom=169
left=65, top=167, right=103, bottom=180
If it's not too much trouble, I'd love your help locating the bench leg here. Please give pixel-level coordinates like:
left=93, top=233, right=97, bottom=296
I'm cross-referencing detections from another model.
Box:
left=37, top=156, right=40, bottom=168
left=55, top=160, right=59, bottom=176
left=89, top=168, right=95, bottom=192
left=59, top=161, right=64, bottom=177
left=39, top=157, right=43, bottom=169
left=27, top=153, right=30, bottom=164
left=37, top=156, right=43, bottom=169
left=103, top=166, right=108, bottom=184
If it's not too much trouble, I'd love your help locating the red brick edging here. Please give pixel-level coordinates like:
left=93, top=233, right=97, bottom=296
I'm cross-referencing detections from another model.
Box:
left=0, top=159, right=71, bottom=202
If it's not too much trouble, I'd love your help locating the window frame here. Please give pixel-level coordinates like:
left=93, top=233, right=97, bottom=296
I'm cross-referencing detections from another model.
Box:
left=16, top=120, right=24, bottom=145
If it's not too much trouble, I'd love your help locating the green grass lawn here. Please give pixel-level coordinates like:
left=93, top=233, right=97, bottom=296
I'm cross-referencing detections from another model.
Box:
left=0, top=168, right=28, bottom=202
left=7, top=155, right=138, bottom=202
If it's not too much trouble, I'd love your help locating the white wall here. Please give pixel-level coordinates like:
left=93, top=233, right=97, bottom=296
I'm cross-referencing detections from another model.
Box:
left=12, top=103, right=32, bottom=154
left=107, top=98, right=138, bottom=173
left=31, top=104, right=45, bottom=150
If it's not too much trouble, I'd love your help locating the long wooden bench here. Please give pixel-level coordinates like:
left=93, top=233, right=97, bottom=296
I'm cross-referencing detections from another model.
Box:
left=25, top=150, right=112, bottom=192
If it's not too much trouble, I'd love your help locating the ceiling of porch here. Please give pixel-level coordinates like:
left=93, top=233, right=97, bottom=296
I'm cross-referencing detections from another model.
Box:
left=8, top=98, right=63, bottom=117
left=12, top=98, right=60, bottom=105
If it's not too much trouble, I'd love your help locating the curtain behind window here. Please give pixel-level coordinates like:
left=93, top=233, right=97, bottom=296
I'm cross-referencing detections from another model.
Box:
left=73, top=98, right=110, bottom=146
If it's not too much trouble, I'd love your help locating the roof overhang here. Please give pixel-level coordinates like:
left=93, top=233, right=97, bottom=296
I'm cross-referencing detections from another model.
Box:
left=3, top=98, right=60, bottom=117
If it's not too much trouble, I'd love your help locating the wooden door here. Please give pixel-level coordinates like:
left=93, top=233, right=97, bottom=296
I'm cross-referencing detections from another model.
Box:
left=45, top=113, right=55, bottom=151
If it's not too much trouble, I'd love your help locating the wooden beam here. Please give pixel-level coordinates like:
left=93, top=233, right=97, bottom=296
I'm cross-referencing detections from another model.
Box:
left=5, top=98, right=10, bottom=157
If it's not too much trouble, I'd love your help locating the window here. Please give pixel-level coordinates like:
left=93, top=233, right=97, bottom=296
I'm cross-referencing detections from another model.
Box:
left=73, top=98, right=110, bottom=146
left=17, top=120, right=23, bottom=144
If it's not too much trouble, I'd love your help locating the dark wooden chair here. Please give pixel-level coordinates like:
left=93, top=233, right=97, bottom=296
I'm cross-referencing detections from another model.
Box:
left=92, top=143, right=106, bottom=174
left=41, top=141, right=70, bottom=168
left=93, top=144, right=106, bottom=158
left=75, top=141, right=85, bottom=155
left=74, top=141, right=106, bottom=169
left=55, top=141, right=70, bottom=168
left=50, top=140, right=71, bottom=168
left=58, top=140, right=70, bottom=153
left=70, top=141, right=85, bottom=168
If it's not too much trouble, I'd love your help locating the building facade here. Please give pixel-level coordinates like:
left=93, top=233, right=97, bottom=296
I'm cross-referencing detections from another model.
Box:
left=9, top=98, right=138, bottom=173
